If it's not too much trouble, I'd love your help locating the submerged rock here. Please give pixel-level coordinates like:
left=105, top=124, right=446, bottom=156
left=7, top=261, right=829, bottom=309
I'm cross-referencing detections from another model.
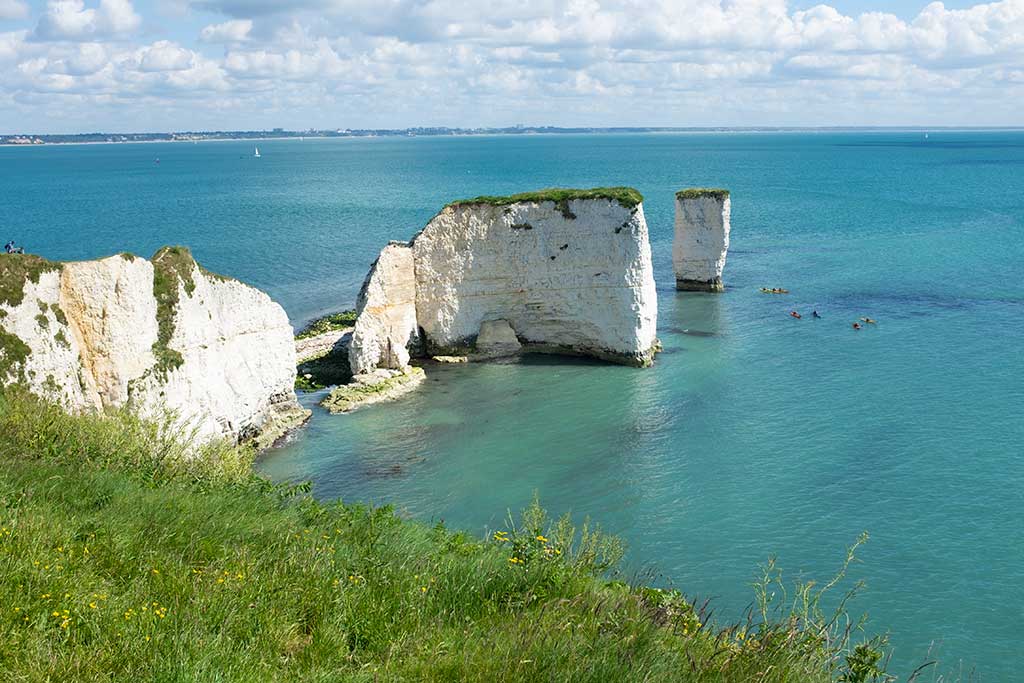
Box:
left=673, top=188, right=731, bottom=292
left=0, top=249, right=308, bottom=448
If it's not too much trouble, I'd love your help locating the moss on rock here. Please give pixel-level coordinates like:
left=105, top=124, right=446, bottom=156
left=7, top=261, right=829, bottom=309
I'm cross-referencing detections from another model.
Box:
left=296, top=345, right=353, bottom=392
left=295, top=310, right=358, bottom=340
left=321, top=367, right=425, bottom=414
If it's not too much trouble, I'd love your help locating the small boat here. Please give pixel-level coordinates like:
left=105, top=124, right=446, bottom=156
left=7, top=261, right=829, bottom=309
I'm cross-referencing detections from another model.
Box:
left=760, top=287, right=790, bottom=294
left=254, top=146, right=261, bottom=158
left=860, top=317, right=877, bottom=324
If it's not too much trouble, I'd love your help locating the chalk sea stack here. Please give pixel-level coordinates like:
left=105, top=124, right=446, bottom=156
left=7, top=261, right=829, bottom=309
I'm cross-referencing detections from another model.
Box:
left=0, top=248, right=308, bottom=448
left=673, top=188, right=731, bottom=292
left=348, top=187, right=660, bottom=375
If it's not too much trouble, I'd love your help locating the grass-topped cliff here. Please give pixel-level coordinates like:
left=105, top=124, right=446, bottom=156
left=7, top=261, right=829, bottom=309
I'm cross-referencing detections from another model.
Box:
left=676, top=188, right=730, bottom=201
left=0, top=386, right=895, bottom=682
left=448, top=187, right=643, bottom=216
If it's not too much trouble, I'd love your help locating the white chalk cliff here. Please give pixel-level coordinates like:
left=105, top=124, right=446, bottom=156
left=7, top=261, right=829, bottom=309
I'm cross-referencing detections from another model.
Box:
left=348, top=242, right=420, bottom=376
left=348, top=188, right=659, bottom=372
left=673, top=189, right=731, bottom=292
left=0, top=248, right=307, bottom=448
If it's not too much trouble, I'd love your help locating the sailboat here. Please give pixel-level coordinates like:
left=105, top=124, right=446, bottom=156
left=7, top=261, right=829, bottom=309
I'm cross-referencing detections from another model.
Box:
left=254, top=146, right=261, bottom=158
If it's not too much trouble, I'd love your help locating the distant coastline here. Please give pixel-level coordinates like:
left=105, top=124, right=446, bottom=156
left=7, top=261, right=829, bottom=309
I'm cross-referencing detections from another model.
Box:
left=4, top=125, right=1024, bottom=146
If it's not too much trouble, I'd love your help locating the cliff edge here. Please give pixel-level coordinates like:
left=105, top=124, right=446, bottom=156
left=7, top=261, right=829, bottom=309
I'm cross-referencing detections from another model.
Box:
left=0, top=248, right=308, bottom=448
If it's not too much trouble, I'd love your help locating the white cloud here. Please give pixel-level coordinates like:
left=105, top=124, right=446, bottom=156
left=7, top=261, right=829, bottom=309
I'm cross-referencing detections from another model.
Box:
left=138, top=40, right=194, bottom=71
left=44, top=42, right=109, bottom=74
left=0, top=0, right=29, bottom=21
left=34, top=0, right=141, bottom=41
left=0, top=0, right=1023, bottom=130
left=199, top=19, right=252, bottom=43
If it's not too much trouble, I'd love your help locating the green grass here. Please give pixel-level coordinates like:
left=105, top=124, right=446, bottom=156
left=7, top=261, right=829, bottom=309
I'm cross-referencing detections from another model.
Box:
left=0, top=327, right=31, bottom=383
left=676, top=188, right=730, bottom=201
left=447, top=187, right=644, bottom=219
left=295, top=311, right=358, bottom=340
left=0, top=388, right=897, bottom=682
left=0, top=254, right=62, bottom=309
left=149, top=246, right=197, bottom=376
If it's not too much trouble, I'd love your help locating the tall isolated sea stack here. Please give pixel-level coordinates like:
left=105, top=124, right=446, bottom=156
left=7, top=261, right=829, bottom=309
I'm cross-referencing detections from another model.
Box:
left=346, top=187, right=659, bottom=383
left=0, top=248, right=308, bottom=448
left=673, top=188, right=731, bottom=292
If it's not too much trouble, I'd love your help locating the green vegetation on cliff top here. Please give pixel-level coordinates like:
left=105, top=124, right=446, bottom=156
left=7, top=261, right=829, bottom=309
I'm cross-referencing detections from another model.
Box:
left=0, top=254, right=62, bottom=309
left=447, top=187, right=644, bottom=210
left=676, top=188, right=731, bottom=200
left=149, top=246, right=197, bottom=375
left=0, top=386, right=897, bottom=683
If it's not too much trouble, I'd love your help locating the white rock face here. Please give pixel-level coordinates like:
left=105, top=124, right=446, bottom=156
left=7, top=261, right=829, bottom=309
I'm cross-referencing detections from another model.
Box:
left=412, top=197, right=658, bottom=366
left=475, top=319, right=522, bottom=357
left=0, top=251, right=307, bottom=448
left=348, top=242, right=420, bottom=375
left=673, top=191, right=731, bottom=292
left=60, top=256, right=159, bottom=408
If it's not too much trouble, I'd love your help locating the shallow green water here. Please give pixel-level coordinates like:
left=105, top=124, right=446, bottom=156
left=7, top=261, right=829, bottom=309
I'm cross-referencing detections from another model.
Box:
left=3, top=132, right=1023, bottom=679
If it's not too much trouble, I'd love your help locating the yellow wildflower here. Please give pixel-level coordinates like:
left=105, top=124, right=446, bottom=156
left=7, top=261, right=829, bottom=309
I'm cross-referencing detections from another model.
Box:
left=535, top=535, right=548, bottom=542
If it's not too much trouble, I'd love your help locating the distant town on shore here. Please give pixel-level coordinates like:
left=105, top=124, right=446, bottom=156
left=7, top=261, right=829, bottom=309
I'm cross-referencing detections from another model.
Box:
left=3, top=125, right=1023, bottom=145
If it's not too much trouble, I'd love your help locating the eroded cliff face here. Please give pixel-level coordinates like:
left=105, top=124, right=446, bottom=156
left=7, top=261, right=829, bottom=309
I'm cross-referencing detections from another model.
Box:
left=673, top=189, right=731, bottom=292
left=346, top=189, right=659, bottom=374
left=412, top=195, right=658, bottom=366
left=347, top=242, right=420, bottom=376
left=0, top=249, right=307, bottom=448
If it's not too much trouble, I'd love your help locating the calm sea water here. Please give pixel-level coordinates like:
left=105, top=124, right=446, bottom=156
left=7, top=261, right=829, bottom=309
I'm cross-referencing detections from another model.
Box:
left=3, top=132, right=1022, bottom=679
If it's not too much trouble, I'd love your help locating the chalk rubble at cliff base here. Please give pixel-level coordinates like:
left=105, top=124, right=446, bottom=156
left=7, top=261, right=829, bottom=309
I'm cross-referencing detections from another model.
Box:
left=0, top=248, right=308, bottom=448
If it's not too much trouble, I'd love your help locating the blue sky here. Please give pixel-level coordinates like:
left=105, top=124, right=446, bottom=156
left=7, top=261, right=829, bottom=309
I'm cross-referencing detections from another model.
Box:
left=1, top=0, right=1023, bottom=133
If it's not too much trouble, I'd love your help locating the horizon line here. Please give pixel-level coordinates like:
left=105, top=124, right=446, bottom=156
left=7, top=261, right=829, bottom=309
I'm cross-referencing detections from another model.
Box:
left=4, top=125, right=1024, bottom=139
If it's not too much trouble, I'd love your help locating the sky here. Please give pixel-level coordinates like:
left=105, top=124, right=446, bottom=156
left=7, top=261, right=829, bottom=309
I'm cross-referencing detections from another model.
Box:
left=0, top=0, right=1022, bottom=133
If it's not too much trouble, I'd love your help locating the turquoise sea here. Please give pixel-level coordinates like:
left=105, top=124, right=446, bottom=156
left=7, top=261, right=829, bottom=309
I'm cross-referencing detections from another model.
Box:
left=2, top=132, right=1022, bottom=680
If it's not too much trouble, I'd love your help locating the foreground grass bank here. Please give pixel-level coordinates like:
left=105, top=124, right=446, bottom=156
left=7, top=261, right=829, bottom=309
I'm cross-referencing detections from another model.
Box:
left=0, top=389, right=895, bottom=682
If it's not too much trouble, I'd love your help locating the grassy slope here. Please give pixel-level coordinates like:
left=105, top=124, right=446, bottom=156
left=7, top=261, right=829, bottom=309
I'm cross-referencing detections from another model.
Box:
left=0, top=389, right=891, bottom=683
